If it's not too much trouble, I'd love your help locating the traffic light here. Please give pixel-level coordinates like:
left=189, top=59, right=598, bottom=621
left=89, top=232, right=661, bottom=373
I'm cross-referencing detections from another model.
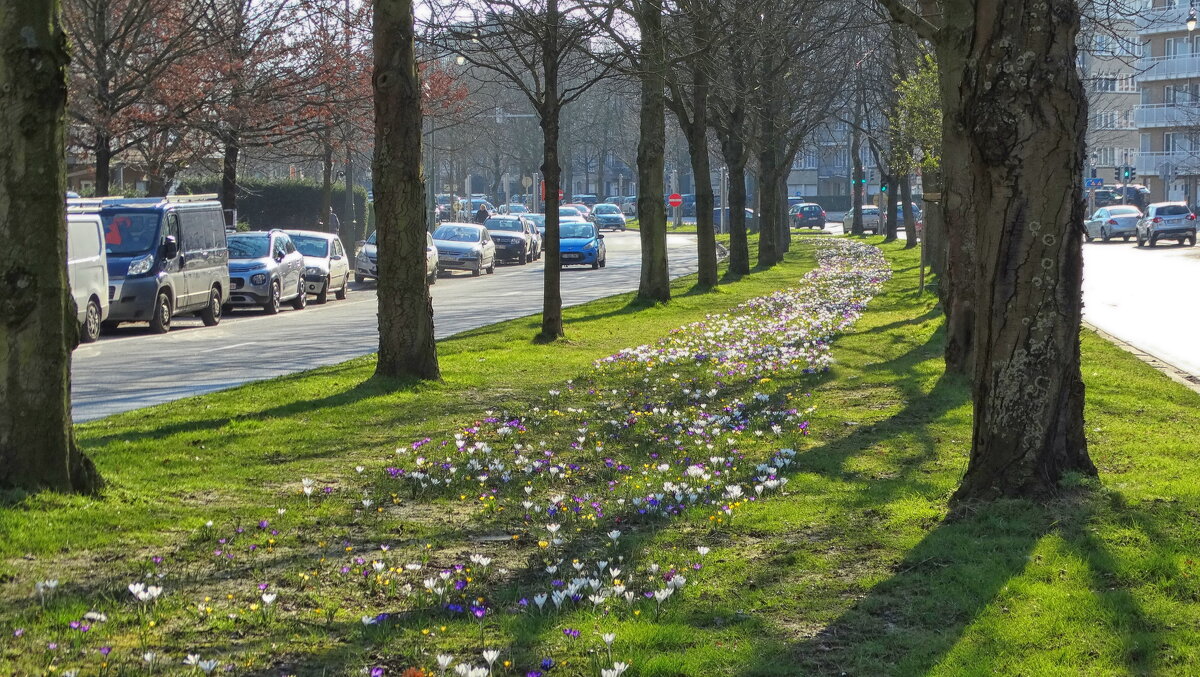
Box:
left=1129, top=166, right=1137, bottom=182
left=880, top=183, right=888, bottom=193
left=1122, top=166, right=1132, bottom=181
left=1113, top=167, right=1121, bottom=183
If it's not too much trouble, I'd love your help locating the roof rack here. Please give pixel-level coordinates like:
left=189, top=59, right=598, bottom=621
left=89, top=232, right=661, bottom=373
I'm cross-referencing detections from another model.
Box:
left=165, top=194, right=219, bottom=202
left=66, top=198, right=105, bottom=213
left=65, top=194, right=221, bottom=210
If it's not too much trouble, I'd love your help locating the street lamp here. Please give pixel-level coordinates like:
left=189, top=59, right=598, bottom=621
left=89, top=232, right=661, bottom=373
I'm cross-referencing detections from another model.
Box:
left=1188, top=7, right=1197, bottom=32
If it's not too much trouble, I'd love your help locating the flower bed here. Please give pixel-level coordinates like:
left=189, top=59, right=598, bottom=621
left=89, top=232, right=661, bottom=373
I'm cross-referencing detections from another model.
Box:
left=3, top=239, right=889, bottom=676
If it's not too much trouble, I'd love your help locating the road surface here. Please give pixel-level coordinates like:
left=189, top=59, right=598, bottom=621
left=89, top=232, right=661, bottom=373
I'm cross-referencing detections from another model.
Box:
left=72, top=231, right=700, bottom=421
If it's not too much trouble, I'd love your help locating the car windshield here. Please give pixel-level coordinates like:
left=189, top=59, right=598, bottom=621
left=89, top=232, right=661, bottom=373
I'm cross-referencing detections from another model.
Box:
left=1109, top=207, right=1141, bottom=217
left=228, top=235, right=269, bottom=259
left=434, top=225, right=483, bottom=242
left=485, top=218, right=523, bottom=232
left=560, top=207, right=581, bottom=217
left=1158, top=205, right=1191, bottom=216
left=507, top=204, right=527, bottom=213
left=562, top=223, right=596, bottom=239
left=102, top=211, right=161, bottom=256
left=593, top=204, right=620, bottom=215
left=863, top=207, right=880, bottom=214
left=366, top=231, right=377, bottom=245
left=291, top=235, right=329, bottom=257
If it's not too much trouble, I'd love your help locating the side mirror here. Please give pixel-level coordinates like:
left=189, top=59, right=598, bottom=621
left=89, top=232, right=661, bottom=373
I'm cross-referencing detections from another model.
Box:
left=274, top=251, right=285, bottom=262
left=597, top=234, right=605, bottom=239
left=163, top=235, right=179, bottom=259
left=331, top=254, right=343, bottom=261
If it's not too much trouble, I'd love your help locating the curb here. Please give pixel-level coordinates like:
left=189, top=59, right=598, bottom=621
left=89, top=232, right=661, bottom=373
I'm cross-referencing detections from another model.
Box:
left=1085, top=321, right=1200, bottom=395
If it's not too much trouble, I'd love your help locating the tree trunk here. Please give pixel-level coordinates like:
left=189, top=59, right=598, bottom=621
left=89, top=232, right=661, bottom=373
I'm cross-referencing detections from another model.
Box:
left=94, top=130, right=112, bottom=196
left=756, top=145, right=782, bottom=267
left=373, top=0, right=440, bottom=381
left=635, top=0, right=670, bottom=302
left=538, top=0, right=565, bottom=340
left=901, top=174, right=917, bottom=248
left=220, top=134, right=240, bottom=228
left=344, top=148, right=356, bottom=240
left=884, top=174, right=899, bottom=242
left=683, top=64, right=717, bottom=288
left=850, top=122, right=864, bottom=236
left=725, top=159, right=749, bottom=275
left=321, top=135, right=334, bottom=231
left=776, top=166, right=790, bottom=257
left=950, top=0, right=1094, bottom=502
left=0, top=0, right=101, bottom=494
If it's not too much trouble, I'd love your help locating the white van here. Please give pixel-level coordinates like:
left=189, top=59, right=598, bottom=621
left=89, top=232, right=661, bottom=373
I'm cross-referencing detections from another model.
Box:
left=67, top=213, right=109, bottom=343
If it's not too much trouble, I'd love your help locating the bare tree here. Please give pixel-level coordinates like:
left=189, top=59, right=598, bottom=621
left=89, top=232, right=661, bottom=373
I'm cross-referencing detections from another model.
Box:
left=0, top=0, right=101, bottom=493
left=881, top=0, right=1096, bottom=500
left=429, top=0, right=616, bottom=339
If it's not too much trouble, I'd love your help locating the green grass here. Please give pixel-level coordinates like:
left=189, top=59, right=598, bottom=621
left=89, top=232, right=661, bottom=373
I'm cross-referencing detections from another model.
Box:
left=3, top=236, right=1200, bottom=675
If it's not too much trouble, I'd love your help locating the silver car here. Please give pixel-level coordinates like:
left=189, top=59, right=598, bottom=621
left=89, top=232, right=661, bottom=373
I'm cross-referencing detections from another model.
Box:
left=432, top=222, right=497, bottom=276
left=1084, top=205, right=1141, bottom=243
left=225, top=230, right=307, bottom=314
left=284, top=230, right=351, bottom=303
left=842, top=205, right=882, bottom=234
left=1136, top=202, right=1197, bottom=248
left=355, top=229, right=441, bottom=284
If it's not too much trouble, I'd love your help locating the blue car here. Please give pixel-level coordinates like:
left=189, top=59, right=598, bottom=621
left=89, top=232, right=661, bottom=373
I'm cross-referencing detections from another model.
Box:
left=559, top=221, right=606, bottom=269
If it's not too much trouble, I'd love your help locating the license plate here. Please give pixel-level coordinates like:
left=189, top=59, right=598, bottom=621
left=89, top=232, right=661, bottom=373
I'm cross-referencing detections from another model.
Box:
left=562, top=253, right=582, bottom=260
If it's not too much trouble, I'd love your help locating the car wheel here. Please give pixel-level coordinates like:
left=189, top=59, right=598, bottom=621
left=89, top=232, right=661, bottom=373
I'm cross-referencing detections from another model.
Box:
left=1136, top=232, right=1145, bottom=247
left=1189, top=233, right=1197, bottom=246
left=1083, top=230, right=1092, bottom=242
left=291, top=280, right=307, bottom=310
left=315, top=277, right=329, bottom=304
left=199, top=287, right=222, bottom=326
left=600, top=254, right=606, bottom=268
left=428, top=267, right=437, bottom=285
left=591, top=257, right=600, bottom=270
left=335, top=275, right=348, bottom=299
left=263, top=281, right=282, bottom=314
left=1123, top=235, right=1130, bottom=242
left=81, top=297, right=102, bottom=343
left=149, top=290, right=172, bottom=334
left=519, top=249, right=528, bottom=265
left=487, top=259, right=495, bottom=274
left=1101, top=228, right=1110, bottom=243
left=473, top=263, right=482, bottom=277
left=1149, top=235, right=1158, bottom=248
left=355, top=273, right=366, bottom=283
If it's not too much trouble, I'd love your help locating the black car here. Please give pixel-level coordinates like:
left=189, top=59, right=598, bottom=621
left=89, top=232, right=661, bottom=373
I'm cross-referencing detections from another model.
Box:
left=789, top=203, right=826, bottom=229
left=484, top=216, right=537, bottom=264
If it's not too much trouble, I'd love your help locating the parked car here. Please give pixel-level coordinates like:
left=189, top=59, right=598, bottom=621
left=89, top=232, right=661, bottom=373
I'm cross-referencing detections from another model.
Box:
left=620, top=196, right=638, bottom=215
left=560, top=221, right=607, bottom=269
left=355, top=229, right=440, bottom=284
left=485, top=216, right=537, bottom=264
left=1136, top=202, right=1197, bottom=247
left=66, top=212, right=109, bottom=343
left=842, top=205, right=882, bottom=234
left=499, top=203, right=529, bottom=215
left=80, top=195, right=228, bottom=334
left=1083, top=205, right=1141, bottom=243
left=574, top=194, right=599, bottom=206
left=591, top=203, right=627, bottom=231
left=789, top=203, right=826, bottom=229
left=284, top=230, right=350, bottom=302
left=713, top=207, right=758, bottom=232
left=432, top=223, right=496, bottom=276
left=1096, top=184, right=1150, bottom=210
left=225, top=230, right=307, bottom=314
left=565, top=203, right=592, bottom=219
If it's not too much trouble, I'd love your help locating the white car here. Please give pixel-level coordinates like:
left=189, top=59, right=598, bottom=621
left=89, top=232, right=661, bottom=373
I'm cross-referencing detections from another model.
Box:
left=842, top=205, right=882, bottom=234
left=356, top=230, right=441, bottom=284
left=1136, top=202, right=1197, bottom=248
left=66, top=213, right=109, bottom=343
left=283, top=230, right=351, bottom=302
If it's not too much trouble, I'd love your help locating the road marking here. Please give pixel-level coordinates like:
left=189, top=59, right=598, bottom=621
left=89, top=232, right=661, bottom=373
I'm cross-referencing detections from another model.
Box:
left=198, top=341, right=255, bottom=353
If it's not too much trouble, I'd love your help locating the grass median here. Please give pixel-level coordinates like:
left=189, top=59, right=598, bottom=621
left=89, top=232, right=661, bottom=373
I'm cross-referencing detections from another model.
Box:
left=3, top=236, right=1200, bottom=676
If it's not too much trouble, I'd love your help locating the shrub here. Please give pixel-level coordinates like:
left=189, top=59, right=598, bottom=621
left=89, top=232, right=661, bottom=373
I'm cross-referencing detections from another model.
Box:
left=178, top=178, right=369, bottom=232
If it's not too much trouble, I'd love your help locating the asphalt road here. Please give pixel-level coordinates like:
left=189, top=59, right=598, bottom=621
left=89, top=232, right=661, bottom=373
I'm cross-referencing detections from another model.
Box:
left=72, top=231, right=700, bottom=421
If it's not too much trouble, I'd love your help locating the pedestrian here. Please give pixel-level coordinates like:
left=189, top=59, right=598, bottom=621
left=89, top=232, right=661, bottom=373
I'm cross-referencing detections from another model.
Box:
left=452, top=197, right=463, bottom=221
left=474, top=202, right=489, bottom=224
left=328, top=206, right=341, bottom=234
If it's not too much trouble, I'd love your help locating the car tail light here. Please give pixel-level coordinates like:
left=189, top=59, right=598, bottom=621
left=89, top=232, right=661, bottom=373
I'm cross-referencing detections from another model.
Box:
left=1153, top=217, right=1164, bottom=223
left=1189, top=214, right=1197, bottom=220
left=821, top=211, right=826, bottom=219
left=1107, top=219, right=1118, bottom=225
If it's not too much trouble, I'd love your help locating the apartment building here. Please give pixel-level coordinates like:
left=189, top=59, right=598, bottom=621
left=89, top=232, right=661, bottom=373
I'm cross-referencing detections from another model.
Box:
left=1082, top=13, right=1141, bottom=188
left=1134, top=2, right=1200, bottom=202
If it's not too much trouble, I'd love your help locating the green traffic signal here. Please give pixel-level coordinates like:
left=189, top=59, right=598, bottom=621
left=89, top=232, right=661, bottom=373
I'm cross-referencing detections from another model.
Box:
left=881, top=184, right=888, bottom=192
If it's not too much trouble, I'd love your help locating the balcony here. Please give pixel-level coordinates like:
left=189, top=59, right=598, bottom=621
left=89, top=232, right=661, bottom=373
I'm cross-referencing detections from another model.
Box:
left=1135, top=150, right=1200, bottom=176
left=1134, top=102, right=1200, bottom=127
left=1138, top=54, right=1200, bottom=81
left=1135, top=5, right=1194, bottom=36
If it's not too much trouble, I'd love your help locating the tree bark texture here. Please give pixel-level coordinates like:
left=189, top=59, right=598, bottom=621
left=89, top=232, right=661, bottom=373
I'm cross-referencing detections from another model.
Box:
left=724, top=155, right=750, bottom=276
left=756, top=144, right=779, bottom=267
left=94, top=130, right=112, bottom=195
left=321, top=135, right=334, bottom=231
left=373, top=0, right=440, bottom=380
left=851, top=117, right=864, bottom=237
left=220, top=135, right=240, bottom=228
left=0, top=0, right=101, bottom=494
left=539, top=111, right=565, bottom=339
left=951, top=0, right=1094, bottom=501
left=635, top=0, right=671, bottom=302
left=884, top=174, right=899, bottom=242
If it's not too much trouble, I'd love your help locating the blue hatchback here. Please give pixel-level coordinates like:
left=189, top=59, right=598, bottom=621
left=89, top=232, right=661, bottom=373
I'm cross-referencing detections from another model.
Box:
left=559, top=221, right=606, bottom=269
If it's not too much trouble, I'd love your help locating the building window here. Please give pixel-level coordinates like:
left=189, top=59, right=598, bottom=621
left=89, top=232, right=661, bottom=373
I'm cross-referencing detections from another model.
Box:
left=1117, top=74, right=1137, bottom=92
left=1094, top=74, right=1117, bottom=92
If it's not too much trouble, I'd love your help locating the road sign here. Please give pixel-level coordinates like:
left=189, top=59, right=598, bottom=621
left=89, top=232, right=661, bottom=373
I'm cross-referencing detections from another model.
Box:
left=540, top=184, right=564, bottom=200
left=1085, top=178, right=1103, bottom=188
left=521, top=176, right=533, bottom=188
left=668, top=193, right=683, bottom=207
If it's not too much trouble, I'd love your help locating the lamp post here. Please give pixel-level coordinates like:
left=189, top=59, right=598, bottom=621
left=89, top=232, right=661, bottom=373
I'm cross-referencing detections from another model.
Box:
left=1188, top=7, right=1197, bottom=32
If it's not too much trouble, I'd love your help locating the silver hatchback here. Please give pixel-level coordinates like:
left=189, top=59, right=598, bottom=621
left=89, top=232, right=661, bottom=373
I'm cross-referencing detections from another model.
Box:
left=1084, top=205, right=1141, bottom=243
left=1136, top=202, right=1197, bottom=248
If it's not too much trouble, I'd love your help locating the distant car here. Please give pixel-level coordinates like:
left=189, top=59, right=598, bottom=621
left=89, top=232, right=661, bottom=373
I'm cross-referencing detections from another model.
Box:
left=432, top=222, right=496, bottom=276
left=283, top=230, right=350, bottom=303
left=842, top=205, right=882, bottom=234
left=574, top=194, right=599, bottom=207
left=565, top=203, right=592, bottom=219
left=1136, top=202, right=1197, bottom=247
left=620, top=196, right=638, bottom=215
left=67, top=212, right=109, bottom=343
left=226, top=230, right=307, bottom=314
left=356, top=229, right=439, bottom=284
left=559, top=221, right=606, bottom=270
left=591, top=203, right=627, bottom=231
left=1083, top=205, right=1141, bottom=243
left=560, top=206, right=585, bottom=220
left=485, top=216, right=537, bottom=264
left=500, top=203, right=529, bottom=215
left=789, top=203, right=826, bottom=229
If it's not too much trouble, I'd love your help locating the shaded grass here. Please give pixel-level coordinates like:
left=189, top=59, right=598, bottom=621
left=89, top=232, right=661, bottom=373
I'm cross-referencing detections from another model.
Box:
left=4, top=236, right=1200, bottom=675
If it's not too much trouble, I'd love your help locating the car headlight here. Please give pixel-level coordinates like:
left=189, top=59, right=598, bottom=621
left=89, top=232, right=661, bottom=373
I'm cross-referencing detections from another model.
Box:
left=583, top=241, right=596, bottom=250
left=251, top=273, right=267, bottom=285
left=126, top=253, right=155, bottom=276
left=305, top=266, right=322, bottom=276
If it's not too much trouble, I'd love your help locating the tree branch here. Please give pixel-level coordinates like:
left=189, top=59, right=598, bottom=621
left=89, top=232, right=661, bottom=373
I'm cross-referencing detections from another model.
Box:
left=877, top=0, right=938, bottom=42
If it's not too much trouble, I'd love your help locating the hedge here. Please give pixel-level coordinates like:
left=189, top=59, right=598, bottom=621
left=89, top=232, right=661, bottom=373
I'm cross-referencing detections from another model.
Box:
left=178, top=178, right=369, bottom=234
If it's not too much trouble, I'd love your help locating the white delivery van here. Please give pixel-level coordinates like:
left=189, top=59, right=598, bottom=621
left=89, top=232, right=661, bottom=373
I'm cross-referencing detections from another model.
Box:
left=67, top=213, right=110, bottom=343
